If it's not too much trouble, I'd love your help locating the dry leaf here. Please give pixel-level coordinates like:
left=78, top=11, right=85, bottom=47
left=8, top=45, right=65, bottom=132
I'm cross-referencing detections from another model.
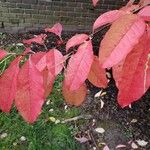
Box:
left=103, top=145, right=110, bottom=150
left=116, top=144, right=126, bottom=148
left=136, top=140, right=148, bottom=147
left=100, top=99, right=105, bottom=108
left=75, top=137, right=89, bottom=143
left=94, top=90, right=102, bottom=98
left=95, top=127, right=105, bottom=134
left=131, top=142, right=138, bottom=149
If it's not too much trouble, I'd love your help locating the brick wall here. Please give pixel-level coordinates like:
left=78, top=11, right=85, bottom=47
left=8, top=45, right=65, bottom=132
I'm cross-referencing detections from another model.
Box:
left=0, top=0, right=128, bottom=33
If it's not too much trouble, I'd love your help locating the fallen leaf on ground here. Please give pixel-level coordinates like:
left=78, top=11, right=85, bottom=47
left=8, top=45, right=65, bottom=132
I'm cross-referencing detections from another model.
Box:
left=75, top=137, right=89, bottom=143
left=136, top=140, right=148, bottom=147
left=131, top=119, right=137, bottom=123
left=49, top=117, right=56, bottom=122
left=95, top=127, right=105, bottom=134
left=131, top=142, right=138, bottom=149
left=103, top=145, right=110, bottom=150
left=116, top=144, right=127, bottom=148
left=100, top=99, right=105, bottom=109
left=94, top=90, right=102, bottom=98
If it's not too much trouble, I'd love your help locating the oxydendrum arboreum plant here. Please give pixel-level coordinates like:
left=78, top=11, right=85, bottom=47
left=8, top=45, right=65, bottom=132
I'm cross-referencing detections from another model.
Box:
left=0, top=0, right=149, bottom=123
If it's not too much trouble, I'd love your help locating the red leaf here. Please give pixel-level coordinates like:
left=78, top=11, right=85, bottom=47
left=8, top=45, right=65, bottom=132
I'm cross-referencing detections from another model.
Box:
left=88, top=56, right=107, bottom=88
left=113, top=33, right=150, bottom=107
left=31, top=52, right=47, bottom=72
left=43, top=68, right=55, bottom=98
left=33, top=49, right=64, bottom=76
left=112, top=60, right=125, bottom=88
left=45, top=23, right=62, bottom=37
left=0, top=57, right=21, bottom=112
left=93, top=10, right=125, bottom=32
left=46, top=49, right=64, bottom=76
left=138, top=6, right=150, bottom=21
left=0, top=49, right=7, bottom=60
left=64, top=40, right=94, bottom=91
left=66, top=34, right=89, bottom=52
left=99, top=14, right=146, bottom=68
left=92, top=0, right=99, bottom=7
left=31, top=52, right=55, bottom=97
left=23, top=34, right=47, bottom=45
left=62, top=82, right=87, bottom=106
left=15, top=58, right=45, bottom=123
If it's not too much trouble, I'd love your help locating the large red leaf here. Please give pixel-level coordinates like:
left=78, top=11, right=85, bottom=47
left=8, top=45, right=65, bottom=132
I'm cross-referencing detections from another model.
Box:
left=88, top=56, right=107, bottom=88
left=92, top=0, right=99, bottom=7
left=0, top=57, right=21, bottom=112
left=45, top=23, right=62, bottom=37
left=32, top=53, right=54, bottom=97
left=93, top=10, right=125, bottom=32
left=46, top=49, right=64, bottom=76
left=32, top=50, right=64, bottom=97
left=138, top=6, right=150, bottom=21
left=62, top=82, right=87, bottom=106
left=64, top=40, right=94, bottom=91
left=99, top=14, right=146, bottom=68
left=23, top=34, right=47, bottom=45
left=31, top=52, right=54, bottom=97
left=66, top=34, right=89, bottom=52
left=113, top=33, right=150, bottom=107
left=15, top=58, right=45, bottom=123
left=0, top=49, right=7, bottom=60
left=31, top=52, right=46, bottom=64
left=31, top=52, right=47, bottom=72
left=34, top=49, right=64, bottom=76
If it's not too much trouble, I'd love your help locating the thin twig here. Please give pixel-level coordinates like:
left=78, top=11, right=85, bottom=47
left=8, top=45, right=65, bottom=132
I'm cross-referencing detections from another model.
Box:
left=62, top=114, right=93, bottom=123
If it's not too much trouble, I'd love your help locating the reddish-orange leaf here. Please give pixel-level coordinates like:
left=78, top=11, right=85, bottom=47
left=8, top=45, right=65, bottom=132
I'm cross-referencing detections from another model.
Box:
left=93, top=10, right=125, bottom=32
left=92, top=0, right=99, bottom=7
left=45, top=23, right=62, bottom=37
left=88, top=56, right=107, bottom=88
left=99, top=14, right=145, bottom=68
left=0, top=49, right=7, bottom=60
left=66, top=34, right=89, bottom=52
left=31, top=52, right=46, bottom=64
left=31, top=52, right=47, bottom=72
left=31, top=52, right=55, bottom=97
left=0, top=57, right=21, bottom=112
left=113, top=33, right=150, bottom=107
left=62, top=82, right=87, bottom=106
left=46, top=49, right=64, bottom=76
left=31, top=50, right=63, bottom=98
left=23, top=34, right=47, bottom=45
left=15, top=58, right=45, bottom=123
left=112, top=60, right=125, bottom=88
left=64, top=40, right=94, bottom=91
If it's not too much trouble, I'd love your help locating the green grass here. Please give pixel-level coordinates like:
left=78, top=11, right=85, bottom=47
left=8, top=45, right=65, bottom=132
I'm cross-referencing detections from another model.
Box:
left=0, top=75, right=81, bottom=150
